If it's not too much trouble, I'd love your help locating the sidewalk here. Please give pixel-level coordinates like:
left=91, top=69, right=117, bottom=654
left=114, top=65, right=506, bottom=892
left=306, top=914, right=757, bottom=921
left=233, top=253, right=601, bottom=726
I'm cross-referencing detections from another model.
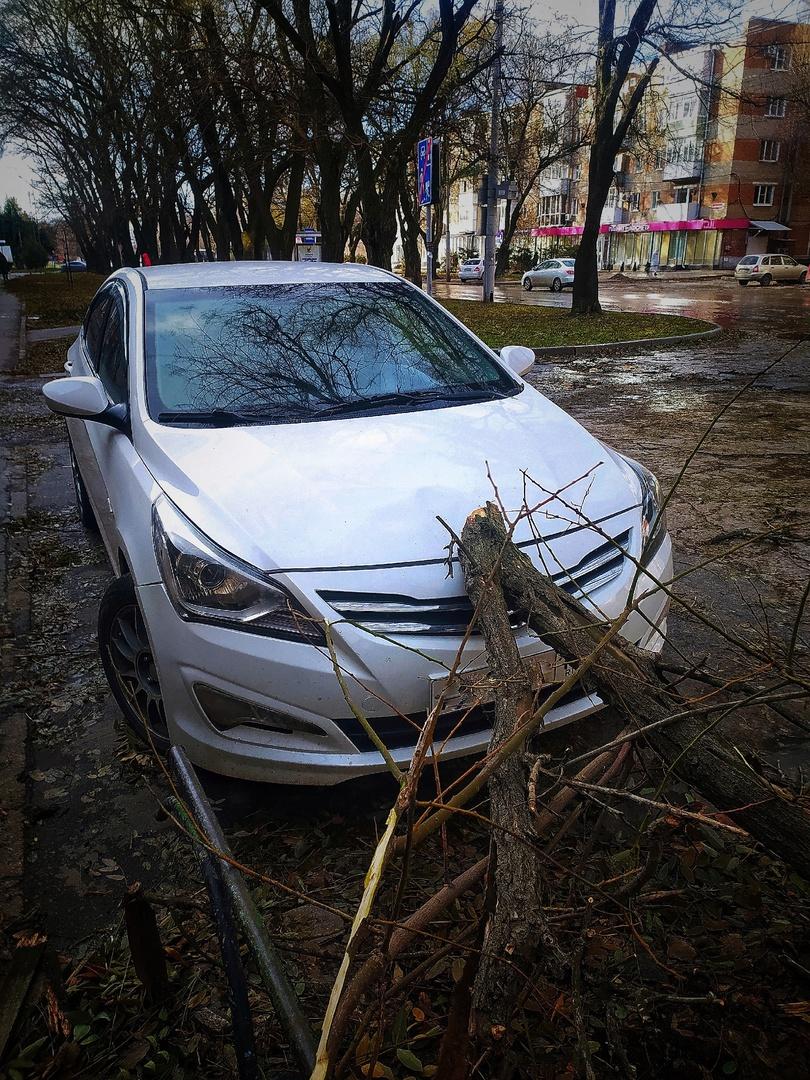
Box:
left=599, top=268, right=732, bottom=283
left=0, top=288, right=27, bottom=928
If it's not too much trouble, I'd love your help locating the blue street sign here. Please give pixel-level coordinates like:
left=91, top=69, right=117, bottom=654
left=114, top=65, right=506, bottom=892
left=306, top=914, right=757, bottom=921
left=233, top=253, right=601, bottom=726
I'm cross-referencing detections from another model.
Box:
left=417, top=137, right=433, bottom=206
left=301, top=230, right=316, bottom=244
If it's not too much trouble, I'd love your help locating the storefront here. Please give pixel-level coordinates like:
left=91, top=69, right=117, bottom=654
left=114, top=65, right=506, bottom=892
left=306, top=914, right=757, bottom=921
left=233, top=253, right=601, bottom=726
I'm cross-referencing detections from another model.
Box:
left=530, top=217, right=752, bottom=269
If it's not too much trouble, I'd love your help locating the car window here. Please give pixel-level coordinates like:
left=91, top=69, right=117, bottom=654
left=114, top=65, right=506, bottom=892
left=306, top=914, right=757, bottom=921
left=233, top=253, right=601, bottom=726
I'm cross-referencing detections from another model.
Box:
left=783, top=256, right=796, bottom=266
left=536, top=261, right=551, bottom=270
left=738, top=257, right=758, bottom=266
left=145, top=281, right=519, bottom=422
left=97, top=291, right=128, bottom=404
left=561, top=259, right=576, bottom=266
left=83, top=293, right=113, bottom=366
left=547, top=261, right=561, bottom=268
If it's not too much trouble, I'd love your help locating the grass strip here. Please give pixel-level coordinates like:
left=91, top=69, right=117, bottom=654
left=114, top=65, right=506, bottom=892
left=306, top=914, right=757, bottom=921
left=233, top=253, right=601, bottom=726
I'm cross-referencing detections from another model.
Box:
left=440, top=299, right=714, bottom=349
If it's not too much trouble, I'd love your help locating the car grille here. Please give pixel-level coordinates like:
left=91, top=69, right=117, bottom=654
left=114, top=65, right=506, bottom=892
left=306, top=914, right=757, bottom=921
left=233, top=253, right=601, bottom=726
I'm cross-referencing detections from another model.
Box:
left=336, top=685, right=591, bottom=752
left=319, top=529, right=631, bottom=635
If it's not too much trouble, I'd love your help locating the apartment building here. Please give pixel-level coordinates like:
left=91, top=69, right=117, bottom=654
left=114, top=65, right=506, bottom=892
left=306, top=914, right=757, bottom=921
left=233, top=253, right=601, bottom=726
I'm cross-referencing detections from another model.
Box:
left=441, top=16, right=809, bottom=271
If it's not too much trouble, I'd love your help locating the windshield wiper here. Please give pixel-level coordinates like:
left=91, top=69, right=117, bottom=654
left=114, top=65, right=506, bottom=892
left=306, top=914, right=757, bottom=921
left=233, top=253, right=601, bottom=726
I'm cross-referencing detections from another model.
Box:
left=313, top=386, right=513, bottom=418
left=156, top=406, right=310, bottom=426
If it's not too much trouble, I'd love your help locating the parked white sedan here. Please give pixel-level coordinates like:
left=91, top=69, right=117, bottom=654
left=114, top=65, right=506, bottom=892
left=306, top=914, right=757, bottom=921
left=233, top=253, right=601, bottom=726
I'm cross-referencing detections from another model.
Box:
left=42, top=262, right=671, bottom=785
left=522, top=258, right=576, bottom=292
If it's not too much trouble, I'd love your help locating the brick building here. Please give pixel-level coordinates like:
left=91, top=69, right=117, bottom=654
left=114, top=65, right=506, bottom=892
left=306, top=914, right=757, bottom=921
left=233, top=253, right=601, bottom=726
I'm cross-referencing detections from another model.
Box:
left=501, top=16, right=810, bottom=270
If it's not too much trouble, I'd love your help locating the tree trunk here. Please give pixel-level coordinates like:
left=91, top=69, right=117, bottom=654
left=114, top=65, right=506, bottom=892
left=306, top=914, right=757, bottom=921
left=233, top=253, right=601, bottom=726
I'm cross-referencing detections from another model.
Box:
left=463, top=503, right=810, bottom=881
left=459, top=508, right=568, bottom=1036
left=571, top=161, right=611, bottom=315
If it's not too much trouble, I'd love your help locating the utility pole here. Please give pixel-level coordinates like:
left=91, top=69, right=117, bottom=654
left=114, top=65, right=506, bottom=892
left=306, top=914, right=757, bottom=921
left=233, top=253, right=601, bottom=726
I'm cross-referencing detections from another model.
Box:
left=482, top=0, right=504, bottom=304
left=425, top=203, right=433, bottom=296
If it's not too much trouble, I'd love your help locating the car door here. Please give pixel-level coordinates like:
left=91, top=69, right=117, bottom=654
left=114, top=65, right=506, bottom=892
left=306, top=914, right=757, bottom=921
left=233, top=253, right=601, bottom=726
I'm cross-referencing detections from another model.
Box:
left=533, top=260, right=551, bottom=286
left=545, top=260, right=562, bottom=287
left=781, top=255, right=799, bottom=281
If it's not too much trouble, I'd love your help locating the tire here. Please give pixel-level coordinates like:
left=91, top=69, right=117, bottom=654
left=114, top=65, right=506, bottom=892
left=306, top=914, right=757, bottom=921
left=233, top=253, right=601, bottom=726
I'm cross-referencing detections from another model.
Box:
left=799, top=272, right=807, bottom=285
left=760, top=274, right=772, bottom=287
left=68, top=440, right=99, bottom=532
left=99, top=574, right=170, bottom=752
left=738, top=280, right=748, bottom=286
left=550, top=277, right=563, bottom=293
left=523, top=277, right=533, bottom=291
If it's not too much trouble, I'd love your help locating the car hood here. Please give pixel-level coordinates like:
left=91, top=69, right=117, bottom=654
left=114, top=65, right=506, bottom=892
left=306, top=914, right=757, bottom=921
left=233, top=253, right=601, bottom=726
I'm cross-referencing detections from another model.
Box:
left=138, top=388, right=639, bottom=572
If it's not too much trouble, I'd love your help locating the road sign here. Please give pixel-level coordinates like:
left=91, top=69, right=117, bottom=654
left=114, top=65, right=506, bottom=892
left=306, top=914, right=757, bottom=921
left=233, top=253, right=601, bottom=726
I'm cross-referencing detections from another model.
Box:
left=417, top=137, right=434, bottom=206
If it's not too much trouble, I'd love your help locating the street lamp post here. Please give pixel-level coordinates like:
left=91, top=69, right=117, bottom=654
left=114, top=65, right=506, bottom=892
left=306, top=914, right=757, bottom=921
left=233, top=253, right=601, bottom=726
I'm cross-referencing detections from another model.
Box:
left=482, top=0, right=504, bottom=304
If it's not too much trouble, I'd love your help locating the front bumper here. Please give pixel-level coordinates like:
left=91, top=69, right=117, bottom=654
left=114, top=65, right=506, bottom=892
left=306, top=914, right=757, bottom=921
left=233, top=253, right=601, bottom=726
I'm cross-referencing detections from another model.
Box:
left=137, top=535, right=673, bottom=785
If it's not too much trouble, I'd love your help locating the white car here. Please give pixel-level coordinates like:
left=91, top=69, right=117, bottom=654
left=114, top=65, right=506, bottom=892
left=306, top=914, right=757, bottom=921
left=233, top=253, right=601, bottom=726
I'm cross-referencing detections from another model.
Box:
left=734, top=253, right=807, bottom=286
left=522, top=258, right=576, bottom=292
left=42, top=262, right=672, bottom=785
left=459, top=257, right=484, bottom=282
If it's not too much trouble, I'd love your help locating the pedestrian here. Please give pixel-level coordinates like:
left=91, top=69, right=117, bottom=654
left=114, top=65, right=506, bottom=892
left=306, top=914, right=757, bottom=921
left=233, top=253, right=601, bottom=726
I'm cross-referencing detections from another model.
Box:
left=650, top=250, right=660, bottom=278
left=645, top=260, right=651, bottom=276
left=0, top=251, right=9, bottom=284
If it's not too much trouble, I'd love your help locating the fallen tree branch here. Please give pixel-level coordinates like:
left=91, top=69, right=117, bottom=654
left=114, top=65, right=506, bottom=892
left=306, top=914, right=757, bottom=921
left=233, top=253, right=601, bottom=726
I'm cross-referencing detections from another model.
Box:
left=465, top=502, right=810, bottom=880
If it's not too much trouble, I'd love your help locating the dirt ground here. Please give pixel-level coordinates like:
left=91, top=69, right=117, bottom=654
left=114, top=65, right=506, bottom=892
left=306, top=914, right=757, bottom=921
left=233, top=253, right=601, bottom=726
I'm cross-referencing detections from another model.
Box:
left=1, top=281, right=808, bottom=1077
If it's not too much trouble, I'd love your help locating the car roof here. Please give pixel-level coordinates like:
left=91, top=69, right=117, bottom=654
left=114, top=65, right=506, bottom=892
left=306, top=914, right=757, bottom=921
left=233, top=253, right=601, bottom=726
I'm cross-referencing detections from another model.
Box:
left=130, top=260, right=397, bottom=291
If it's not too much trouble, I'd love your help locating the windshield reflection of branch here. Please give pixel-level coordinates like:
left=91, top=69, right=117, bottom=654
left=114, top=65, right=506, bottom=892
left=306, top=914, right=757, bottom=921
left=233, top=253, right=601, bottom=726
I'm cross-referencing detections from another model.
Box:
left=160, top=283, right=503, bottom=414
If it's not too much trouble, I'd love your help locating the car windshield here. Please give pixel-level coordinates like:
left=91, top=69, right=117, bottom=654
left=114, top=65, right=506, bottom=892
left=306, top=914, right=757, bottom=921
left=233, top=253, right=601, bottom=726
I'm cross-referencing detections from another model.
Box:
left=145, top=281, right=518, bottom=423
left=738, top=256, right=759, bottom=266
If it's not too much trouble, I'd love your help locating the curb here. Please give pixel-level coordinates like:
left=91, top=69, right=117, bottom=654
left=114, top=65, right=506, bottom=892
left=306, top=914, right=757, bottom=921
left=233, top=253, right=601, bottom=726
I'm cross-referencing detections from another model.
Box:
left=532, top=323, right=722, bottom=357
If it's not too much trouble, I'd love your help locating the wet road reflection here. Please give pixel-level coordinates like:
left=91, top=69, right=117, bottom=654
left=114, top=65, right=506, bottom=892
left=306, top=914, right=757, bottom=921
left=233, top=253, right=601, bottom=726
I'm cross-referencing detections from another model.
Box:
left=433, top=277, right=810, bottom=337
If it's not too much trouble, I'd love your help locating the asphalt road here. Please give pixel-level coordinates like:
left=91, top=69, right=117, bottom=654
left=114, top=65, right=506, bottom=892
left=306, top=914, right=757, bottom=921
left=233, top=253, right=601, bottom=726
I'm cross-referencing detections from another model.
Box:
left=433, top=273, right=810, bottom=336
left=1, top=278, right=808, bottom=947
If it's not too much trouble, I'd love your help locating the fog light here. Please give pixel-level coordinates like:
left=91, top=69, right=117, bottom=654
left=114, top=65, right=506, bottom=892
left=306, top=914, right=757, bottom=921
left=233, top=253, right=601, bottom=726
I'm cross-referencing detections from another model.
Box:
left=194, top=684, right=327, bottom=737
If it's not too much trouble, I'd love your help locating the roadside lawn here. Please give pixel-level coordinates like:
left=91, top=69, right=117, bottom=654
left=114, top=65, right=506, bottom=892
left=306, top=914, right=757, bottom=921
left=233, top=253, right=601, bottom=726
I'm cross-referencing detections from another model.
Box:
left=7, top=272, right=104, bottom=328
left=440, top=299, right=715, bottom=349
left=10, top=338, right=69, bottom=377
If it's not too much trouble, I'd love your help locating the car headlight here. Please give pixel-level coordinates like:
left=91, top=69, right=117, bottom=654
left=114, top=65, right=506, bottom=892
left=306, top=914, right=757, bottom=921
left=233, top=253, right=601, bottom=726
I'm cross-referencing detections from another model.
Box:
left=622, top=456, right=668, bottom=562
left=152, top=496, right=324, bottom=643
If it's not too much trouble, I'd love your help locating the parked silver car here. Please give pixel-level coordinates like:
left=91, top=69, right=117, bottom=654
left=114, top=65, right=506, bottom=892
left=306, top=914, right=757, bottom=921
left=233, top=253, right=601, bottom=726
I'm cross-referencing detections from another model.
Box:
left=522, top=258, right=576, bottom=292
left=735, top=254, right=807, bottom=286
left=459, top=257, right=484, bottom=283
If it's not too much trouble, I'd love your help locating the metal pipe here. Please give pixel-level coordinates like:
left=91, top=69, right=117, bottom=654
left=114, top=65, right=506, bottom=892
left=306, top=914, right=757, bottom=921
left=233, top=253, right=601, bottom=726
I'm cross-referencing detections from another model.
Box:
left=168, top=747, right=317, bottom=1076
left=200, top=851, right=260, bottom=1080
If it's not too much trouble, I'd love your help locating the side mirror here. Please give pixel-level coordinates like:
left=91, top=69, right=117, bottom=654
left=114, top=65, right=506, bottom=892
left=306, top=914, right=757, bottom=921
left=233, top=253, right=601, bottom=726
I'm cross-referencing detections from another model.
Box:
left=42, top=376, right=128, bottom=432
left=500, top=345, right=535, bottom=378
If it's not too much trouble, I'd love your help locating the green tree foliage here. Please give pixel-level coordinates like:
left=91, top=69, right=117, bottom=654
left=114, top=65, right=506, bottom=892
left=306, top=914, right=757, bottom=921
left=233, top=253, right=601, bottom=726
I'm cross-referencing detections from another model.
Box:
left=0, top=197, right=53, bottom=265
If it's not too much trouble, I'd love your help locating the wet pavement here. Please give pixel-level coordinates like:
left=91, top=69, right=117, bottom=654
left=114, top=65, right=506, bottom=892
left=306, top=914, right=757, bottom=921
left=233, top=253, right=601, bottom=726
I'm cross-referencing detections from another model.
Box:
left=1, top=278, right=809, bottom=950
left=433, top=274, right=810, bottom=338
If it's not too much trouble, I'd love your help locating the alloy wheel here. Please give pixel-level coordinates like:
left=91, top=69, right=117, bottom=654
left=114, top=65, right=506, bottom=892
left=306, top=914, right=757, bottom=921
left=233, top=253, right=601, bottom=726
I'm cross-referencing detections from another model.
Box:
left=523, top=278, right=532, bottom=291
left=551, top=277, right=562, bottom=292
left=107, top=603, right=168, bottom=741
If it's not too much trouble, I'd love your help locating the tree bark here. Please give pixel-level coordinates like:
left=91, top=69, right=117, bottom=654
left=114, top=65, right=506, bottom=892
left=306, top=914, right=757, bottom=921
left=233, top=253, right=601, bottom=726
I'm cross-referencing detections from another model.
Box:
left=459, top=508, right=568, bottom=1037
left=462, top=504, right=810, bottom=881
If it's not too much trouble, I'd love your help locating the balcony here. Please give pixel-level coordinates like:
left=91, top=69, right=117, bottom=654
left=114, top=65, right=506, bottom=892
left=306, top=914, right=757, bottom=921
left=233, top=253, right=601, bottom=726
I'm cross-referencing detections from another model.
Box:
left=662, top=159, right=702, bottom=182
left=653, top=202, right=700, bottom=222
left=538, top=175, right=571, bottom=196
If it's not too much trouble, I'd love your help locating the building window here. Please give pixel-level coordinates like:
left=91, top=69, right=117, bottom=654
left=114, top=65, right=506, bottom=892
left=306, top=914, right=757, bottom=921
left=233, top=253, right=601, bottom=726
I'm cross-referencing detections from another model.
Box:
left=766, top=96, right=786, bottom=117
left=766, top=44, right=790, bottom=70
left=753, top=183, right=775, bottom=206
left=760, top=139, right=780, bottom=162
left=682, top=98, right=694, bottom=118
left=674, top=185, right=695, bottom=204
left=629, top=191, right=640, bottom=211
left=651, top=190, right=661, bottom=208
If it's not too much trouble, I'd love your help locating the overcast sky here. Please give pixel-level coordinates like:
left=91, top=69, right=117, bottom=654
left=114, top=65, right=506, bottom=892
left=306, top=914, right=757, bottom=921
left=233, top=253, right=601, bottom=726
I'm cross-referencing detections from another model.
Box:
left=1, top=0, right=808, bottom=215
